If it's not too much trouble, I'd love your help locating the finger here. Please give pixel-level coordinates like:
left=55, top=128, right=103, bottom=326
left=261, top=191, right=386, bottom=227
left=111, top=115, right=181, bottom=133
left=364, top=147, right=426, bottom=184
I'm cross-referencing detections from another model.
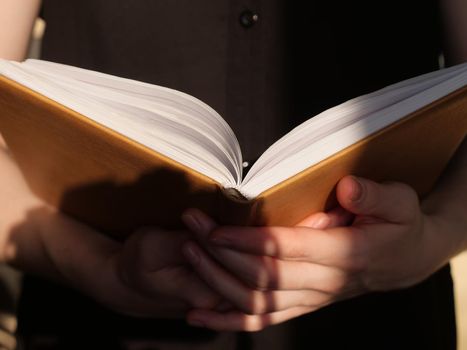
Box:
left=119, top=260, right=223, bottom=310
left=187, top=306, right=315, bottom=332
left=182, top=208, right=217, bottom=240
left=297, top=206, right=354, bottom=228
left=183, top=241, right=335, bottom=314
left=184, top=209, right=308, bottom=259
left=183, top=209, right=332, bottom=257
left=145, top=265, right=224, bottom=309
left=200, top=246, right=358, bottom=292
left=336, top=176, right=419, bottom=223
left=96, top=252, right=191, bottom=318
left=118, top=229, right=221, bottom=309
left=185, top=208, right=366, bottom=269
left=206, top=224, right=366, bottom=267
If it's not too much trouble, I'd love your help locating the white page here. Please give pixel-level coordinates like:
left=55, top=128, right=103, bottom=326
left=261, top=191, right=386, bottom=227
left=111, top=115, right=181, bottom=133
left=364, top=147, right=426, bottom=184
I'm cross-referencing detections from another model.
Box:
left=2, top=59, right=466, bottom=199
left=0, top=59, right=244, bottom=187
left=20, top=63, right=240, bottom=180
left=244, top=63, right=467, bottom=184
left=239, top=63, right=467, bottom=198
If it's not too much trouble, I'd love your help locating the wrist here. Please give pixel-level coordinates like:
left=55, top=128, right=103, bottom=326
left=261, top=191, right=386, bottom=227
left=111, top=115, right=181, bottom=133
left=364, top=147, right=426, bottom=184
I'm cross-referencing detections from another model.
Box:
left=0, top=193, right=43, bottom=265
left=422, top=210, right=467, bottom=266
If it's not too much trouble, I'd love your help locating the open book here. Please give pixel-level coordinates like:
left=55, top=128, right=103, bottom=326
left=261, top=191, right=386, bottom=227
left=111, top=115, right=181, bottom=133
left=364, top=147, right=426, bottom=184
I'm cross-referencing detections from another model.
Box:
left=0, top=59, right=466, bottom=237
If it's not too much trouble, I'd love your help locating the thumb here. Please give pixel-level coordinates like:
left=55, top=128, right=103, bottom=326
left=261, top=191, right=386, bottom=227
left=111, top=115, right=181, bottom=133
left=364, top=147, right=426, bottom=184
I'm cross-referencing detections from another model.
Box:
left=336, top=176, right=419, bottom=223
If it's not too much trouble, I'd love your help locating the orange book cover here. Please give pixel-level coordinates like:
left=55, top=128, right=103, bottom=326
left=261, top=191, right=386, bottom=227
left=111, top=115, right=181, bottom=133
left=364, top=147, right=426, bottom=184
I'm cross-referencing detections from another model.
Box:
left=0, top=75, right=466, bottom=237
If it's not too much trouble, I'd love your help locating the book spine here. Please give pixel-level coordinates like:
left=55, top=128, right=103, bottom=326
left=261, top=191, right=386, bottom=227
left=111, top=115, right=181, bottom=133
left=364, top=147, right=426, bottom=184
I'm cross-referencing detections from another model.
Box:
left=218, top=187, right=259, bottom=226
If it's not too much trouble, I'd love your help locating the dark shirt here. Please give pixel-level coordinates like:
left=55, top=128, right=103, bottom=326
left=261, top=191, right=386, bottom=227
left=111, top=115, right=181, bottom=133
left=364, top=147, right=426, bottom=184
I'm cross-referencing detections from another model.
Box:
left=18, top=1, right=456, bottom=349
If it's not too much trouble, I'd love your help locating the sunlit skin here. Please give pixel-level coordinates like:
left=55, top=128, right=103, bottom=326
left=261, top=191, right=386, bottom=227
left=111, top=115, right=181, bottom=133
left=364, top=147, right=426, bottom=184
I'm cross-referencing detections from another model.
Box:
left=0, top=0, right=466, bottom=332
left=181, top=172, right=464, bottom=331
left=177, top=0, right=467, bottom=329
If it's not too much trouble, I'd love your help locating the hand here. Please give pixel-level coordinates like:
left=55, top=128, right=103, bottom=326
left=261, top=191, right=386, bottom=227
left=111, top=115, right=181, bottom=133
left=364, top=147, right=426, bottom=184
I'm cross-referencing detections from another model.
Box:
left=96, top=225, right=224, bottom=318
left=0, top=144, right=221, bottom=319
left=18, top=209, right=227, bottom=318
left=181, top=176, right=457, bottom=331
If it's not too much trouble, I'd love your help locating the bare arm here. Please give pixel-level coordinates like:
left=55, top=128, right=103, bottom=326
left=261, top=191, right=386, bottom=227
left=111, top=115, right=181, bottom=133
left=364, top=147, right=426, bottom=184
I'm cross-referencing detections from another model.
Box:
left=421, top=138, right=467, bottom=254
left=442, top=0, right=467, bottom=65
left=0, top=0, right=43, bottom=264
left=0, top=84, right=219, bottom=319
left=0, top=0, right=222, bottom=318
left=0, top=145, right=221, bottom=317
left=0, top=0, right=41, bottom=61
left=425, top=0, right=467, bottom=250
left=0, top=0, right=41, bottom=147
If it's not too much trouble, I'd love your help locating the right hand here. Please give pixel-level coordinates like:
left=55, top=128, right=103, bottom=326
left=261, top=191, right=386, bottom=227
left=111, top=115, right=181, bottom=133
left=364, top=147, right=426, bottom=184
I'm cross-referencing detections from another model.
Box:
left=0, top=136, right=221, bottom=319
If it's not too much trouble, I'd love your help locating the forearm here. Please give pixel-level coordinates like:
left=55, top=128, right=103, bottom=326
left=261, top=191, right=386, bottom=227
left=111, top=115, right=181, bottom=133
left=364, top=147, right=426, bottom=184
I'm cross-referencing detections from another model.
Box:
left=420, top=0, right=467, bottom=259
left=0, top=148, right=41, bottom=264
left=442, top=0, right=467, bottom=65
left=0, top=146, right=117, bottom=289
left=0, top=147, right=219, bottom=317
left=421, top=137, right=467, bottom=255
left=7, top=204, right=120, bottom=294
left=0, top=0, right=41, bottom=61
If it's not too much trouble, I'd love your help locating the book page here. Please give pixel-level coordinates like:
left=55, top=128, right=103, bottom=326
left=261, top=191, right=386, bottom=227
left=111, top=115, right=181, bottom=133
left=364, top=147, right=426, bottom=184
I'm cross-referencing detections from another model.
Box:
left=0, top=59, right=243, bottom=188
left=2, top=59, right=466, bottom=200
left=239, top=62, right=467, bottom=198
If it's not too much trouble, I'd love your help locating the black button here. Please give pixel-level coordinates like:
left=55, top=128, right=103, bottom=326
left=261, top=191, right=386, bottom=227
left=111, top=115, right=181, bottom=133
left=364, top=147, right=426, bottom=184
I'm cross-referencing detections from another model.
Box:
left=239, top=10, right=259, bottom=28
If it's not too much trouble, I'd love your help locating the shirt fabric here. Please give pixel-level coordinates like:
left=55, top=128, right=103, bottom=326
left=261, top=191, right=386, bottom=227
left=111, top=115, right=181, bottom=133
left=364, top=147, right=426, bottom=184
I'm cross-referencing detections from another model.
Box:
left=18, top=1, right=456, bottom=349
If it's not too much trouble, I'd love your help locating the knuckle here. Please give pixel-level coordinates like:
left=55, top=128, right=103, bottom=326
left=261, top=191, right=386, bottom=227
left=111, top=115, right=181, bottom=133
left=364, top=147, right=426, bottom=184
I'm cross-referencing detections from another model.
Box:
left=325, top=274, right=349, bottom=293
left=245, top=317, right=268, bottom=332
left=242, top=268, right=263, bottom=290
left=285, top=228, right=307, bottom=259
left=242, top=291, right=270, bottom=315
left=333, top=227, right=370, bottom=273
left=242, top=302, right=256, bottom=315
left=387, top=182, right=419, bottom=205
left=264, top=258, right=281, bottom=289
left=126, top=227, right=184, bottom=271
left=389, top=181, right=413, bottom=193
left=243, top=301, right=260, bottom=315
left=244, top=257, right=279, bottom=290
left=346, top=253, right=369, bottom=273
left=348, top=227, right=370, bottom=258
left=303, top=292, right=329, bottom=309
left=393, top=183, right=420, bottom=222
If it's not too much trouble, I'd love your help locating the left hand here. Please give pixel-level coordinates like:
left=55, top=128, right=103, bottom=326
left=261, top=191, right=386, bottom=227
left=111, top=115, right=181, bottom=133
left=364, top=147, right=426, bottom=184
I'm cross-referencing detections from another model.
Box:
left=181, top=176, right=456, bottom=331
left=0, top=142, right=222, bottom=319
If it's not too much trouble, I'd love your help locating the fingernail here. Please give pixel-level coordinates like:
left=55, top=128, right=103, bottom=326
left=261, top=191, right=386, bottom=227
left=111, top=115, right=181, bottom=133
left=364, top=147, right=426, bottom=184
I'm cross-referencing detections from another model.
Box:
left=181, top=212, right=201, bottom=232
left=183, top=243, right=200, bottom=265
left=182, top=210, right=212, bottom=235
left=350, top=176, right=364, bottom=202
left=188, top=318, right=205, bottom=328
left=310, top=215, right=330, bottom=229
